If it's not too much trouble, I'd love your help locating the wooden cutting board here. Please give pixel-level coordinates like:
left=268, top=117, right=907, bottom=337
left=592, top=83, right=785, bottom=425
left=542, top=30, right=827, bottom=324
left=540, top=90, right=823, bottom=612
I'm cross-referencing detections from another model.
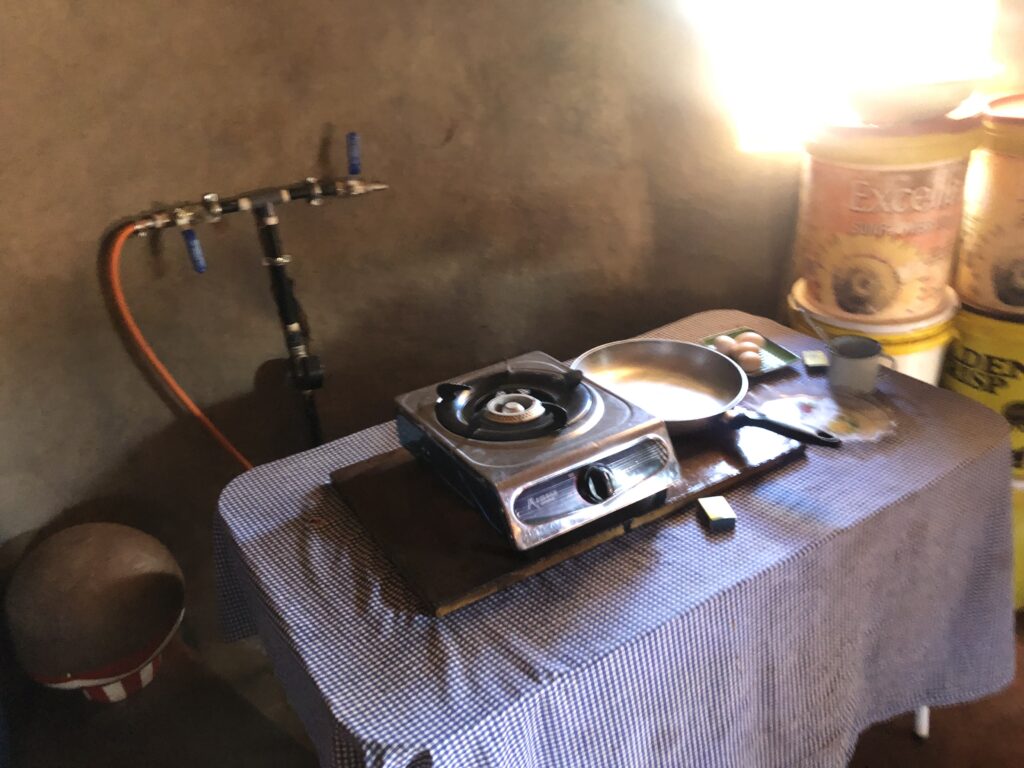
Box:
left=331, top=426, right=803, bottom=616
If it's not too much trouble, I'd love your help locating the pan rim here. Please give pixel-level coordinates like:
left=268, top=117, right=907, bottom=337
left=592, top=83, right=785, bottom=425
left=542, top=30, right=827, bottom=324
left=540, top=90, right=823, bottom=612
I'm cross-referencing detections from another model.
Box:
left=571, top=338, right=749, bottom=421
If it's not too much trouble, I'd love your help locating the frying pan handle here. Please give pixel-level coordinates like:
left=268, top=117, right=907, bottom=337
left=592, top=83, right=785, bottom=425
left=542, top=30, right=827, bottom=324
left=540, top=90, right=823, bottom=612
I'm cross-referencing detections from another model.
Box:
left=725, top=408, right=842, bottom=448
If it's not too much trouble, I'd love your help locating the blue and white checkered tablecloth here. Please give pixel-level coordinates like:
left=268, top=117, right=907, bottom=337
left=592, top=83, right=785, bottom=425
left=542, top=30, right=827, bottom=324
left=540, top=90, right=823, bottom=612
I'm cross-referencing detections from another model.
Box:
left=214, top=310, right=1015, bottom=768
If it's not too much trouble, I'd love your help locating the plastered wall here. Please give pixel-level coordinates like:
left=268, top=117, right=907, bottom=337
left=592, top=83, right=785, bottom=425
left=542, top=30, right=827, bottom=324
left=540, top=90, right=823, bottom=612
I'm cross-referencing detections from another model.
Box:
left=0, top=1, right=801, bottom=647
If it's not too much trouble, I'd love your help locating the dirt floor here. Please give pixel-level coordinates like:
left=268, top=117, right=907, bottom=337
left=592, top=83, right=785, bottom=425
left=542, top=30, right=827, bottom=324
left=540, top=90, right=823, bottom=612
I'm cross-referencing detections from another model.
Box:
left=849, top=614, right=1024, bottom=768
left=6, top=640, right=315, bottom=768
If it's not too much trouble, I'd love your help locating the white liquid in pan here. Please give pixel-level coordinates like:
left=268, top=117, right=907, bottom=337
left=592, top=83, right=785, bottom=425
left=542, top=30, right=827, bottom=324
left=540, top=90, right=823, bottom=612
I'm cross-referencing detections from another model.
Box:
left=591, top=368, right=728, bottom=421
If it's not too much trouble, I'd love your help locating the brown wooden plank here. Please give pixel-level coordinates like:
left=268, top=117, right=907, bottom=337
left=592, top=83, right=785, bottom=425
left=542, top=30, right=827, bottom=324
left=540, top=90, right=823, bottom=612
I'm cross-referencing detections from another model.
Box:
left=331, top=426, right=804, bottom=616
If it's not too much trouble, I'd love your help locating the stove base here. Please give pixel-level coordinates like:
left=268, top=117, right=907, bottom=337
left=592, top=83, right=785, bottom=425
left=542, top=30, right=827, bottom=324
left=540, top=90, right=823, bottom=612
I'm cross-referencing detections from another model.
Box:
left=331, top=426, right=804, bottom=616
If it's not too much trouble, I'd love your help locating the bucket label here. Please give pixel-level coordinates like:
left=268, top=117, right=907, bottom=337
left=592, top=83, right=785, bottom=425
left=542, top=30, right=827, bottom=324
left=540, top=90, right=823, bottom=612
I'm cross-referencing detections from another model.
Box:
left=955, top=149, right=1024, bottom=314
left=941, top=313, right=1024, bottom=476
left=944, top=344, right=1024, bottom=394
left=795, top=157, right=968, bottom=322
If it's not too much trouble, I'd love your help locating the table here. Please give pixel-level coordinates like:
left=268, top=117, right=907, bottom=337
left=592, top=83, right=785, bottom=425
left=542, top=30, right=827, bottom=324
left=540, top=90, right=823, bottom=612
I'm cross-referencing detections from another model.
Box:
left=214, top=310, right=1016, bottom=768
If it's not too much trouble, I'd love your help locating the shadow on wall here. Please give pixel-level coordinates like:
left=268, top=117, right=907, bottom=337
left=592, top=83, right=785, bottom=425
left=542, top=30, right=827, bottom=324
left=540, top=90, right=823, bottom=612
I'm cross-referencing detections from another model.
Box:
left=6, top=210, right=552, bottom=646
left=0, top=356, right=313, bottom=759
left=3, top=357, right=309, bottom=645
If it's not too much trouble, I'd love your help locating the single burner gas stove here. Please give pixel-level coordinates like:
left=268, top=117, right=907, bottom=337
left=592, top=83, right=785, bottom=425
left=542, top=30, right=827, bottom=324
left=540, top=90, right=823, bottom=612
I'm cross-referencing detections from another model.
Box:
left=395, top=351, right=683, bottom=550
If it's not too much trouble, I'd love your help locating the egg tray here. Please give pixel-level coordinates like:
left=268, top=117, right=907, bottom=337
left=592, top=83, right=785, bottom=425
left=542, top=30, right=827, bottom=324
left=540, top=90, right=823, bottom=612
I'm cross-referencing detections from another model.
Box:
left=700, top=326, right=800, bottom=379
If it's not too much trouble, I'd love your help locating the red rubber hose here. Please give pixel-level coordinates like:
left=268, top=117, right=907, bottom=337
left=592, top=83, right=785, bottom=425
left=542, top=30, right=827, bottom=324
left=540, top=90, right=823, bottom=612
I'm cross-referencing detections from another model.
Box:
left=107, top=223, right=253, bottom=471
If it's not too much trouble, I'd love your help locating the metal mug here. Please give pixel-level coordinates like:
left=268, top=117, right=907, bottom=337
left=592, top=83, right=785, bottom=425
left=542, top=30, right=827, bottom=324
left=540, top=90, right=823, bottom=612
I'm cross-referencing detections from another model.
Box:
left=828, top=335, right=895, bottom=394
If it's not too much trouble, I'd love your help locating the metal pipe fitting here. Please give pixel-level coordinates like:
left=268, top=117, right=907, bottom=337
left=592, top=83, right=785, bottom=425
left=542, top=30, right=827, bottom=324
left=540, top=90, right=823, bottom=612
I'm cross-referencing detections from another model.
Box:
left=128, top=174, right=388, bottom=235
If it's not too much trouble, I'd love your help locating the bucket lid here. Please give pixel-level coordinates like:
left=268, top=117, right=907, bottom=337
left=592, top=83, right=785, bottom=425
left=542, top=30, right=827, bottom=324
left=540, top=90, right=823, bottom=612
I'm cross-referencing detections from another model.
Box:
left=790, top=279, right=959, bottom=334
left=986, top=93, right=1024, bottom=122
left=806, top=109, right=982, bottom=165
left=983, top=93, right=1024, bottom=156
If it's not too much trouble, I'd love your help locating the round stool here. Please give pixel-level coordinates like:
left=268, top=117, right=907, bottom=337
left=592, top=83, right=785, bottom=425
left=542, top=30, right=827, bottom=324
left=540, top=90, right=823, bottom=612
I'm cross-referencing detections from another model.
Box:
left=5, top=523, right=184, bottom=702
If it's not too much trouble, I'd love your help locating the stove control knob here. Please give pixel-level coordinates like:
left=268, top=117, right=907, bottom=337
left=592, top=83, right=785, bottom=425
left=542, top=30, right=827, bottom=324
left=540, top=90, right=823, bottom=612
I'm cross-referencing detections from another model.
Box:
left=579, top=464, right=616, bottom=504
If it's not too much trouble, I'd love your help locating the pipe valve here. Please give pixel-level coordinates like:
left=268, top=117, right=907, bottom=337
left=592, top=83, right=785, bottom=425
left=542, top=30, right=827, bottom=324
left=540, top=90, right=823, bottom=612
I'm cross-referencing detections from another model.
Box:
left=174, top=208, right=207, bottom=274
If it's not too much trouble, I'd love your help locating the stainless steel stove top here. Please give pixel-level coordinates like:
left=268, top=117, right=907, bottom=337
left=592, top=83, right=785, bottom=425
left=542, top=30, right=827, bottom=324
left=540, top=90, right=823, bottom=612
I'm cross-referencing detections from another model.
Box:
left=395, top=351, right=683, bottom=550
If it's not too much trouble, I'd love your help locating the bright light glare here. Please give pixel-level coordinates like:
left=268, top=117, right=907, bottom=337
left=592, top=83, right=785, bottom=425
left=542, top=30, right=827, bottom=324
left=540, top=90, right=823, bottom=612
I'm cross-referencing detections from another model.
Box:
left=682, top=1, right=1000, bottom=153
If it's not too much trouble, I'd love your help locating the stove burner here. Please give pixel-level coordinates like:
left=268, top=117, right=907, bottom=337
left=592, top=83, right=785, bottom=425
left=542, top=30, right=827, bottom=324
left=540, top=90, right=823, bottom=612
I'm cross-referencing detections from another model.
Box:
left=484, top=393, right=546, bottom=424
left=435, top=366, right=591, bottom=441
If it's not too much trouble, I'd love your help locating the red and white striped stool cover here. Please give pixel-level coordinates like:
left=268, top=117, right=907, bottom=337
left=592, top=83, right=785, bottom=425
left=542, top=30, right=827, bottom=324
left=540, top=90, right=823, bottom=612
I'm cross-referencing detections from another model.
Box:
left=33, top=611, right=182, bottom=703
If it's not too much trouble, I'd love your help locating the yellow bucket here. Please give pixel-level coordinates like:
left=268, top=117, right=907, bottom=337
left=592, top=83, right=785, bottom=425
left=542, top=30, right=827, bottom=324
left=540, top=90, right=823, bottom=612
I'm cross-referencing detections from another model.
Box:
left=788, top=280, right=958, bottom=385
left=941, top=304, right=1024, bottom=478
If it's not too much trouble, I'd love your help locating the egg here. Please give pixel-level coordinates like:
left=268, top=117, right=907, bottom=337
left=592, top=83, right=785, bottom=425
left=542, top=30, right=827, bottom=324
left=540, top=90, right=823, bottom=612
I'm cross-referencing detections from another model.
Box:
left=737, top=350, right=762, bottom=372
left=734, top=331, right=765, bottom=347
left=713, top=335, right=737, bottom=355
left=732, top=341, right=762, bottom=357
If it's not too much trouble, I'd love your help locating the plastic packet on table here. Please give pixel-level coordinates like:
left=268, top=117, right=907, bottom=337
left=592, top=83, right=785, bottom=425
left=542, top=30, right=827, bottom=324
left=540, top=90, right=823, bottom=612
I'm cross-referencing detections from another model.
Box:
left=746, top=389, right=896, bottom=443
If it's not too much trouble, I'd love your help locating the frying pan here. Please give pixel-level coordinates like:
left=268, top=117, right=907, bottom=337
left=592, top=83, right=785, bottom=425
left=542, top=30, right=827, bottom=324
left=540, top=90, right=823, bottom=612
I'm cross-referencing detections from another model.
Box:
left=572, top=339, right=841, bottom=448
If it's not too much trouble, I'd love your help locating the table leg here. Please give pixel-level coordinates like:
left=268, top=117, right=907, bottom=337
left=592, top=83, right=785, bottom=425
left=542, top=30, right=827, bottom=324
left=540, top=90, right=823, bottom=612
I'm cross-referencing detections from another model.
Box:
left=913, top=706, right=930, bottom=740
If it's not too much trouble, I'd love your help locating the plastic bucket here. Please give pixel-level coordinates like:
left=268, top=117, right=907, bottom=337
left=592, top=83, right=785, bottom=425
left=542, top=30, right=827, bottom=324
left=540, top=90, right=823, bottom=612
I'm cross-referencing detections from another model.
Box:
left=793, top=110, right=981, bottom=323
left=955, top=93, right=1024, bottom=316
left=941, top=304, right=1024, bottom=479
left=788, top=279, right=958, bottom=385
